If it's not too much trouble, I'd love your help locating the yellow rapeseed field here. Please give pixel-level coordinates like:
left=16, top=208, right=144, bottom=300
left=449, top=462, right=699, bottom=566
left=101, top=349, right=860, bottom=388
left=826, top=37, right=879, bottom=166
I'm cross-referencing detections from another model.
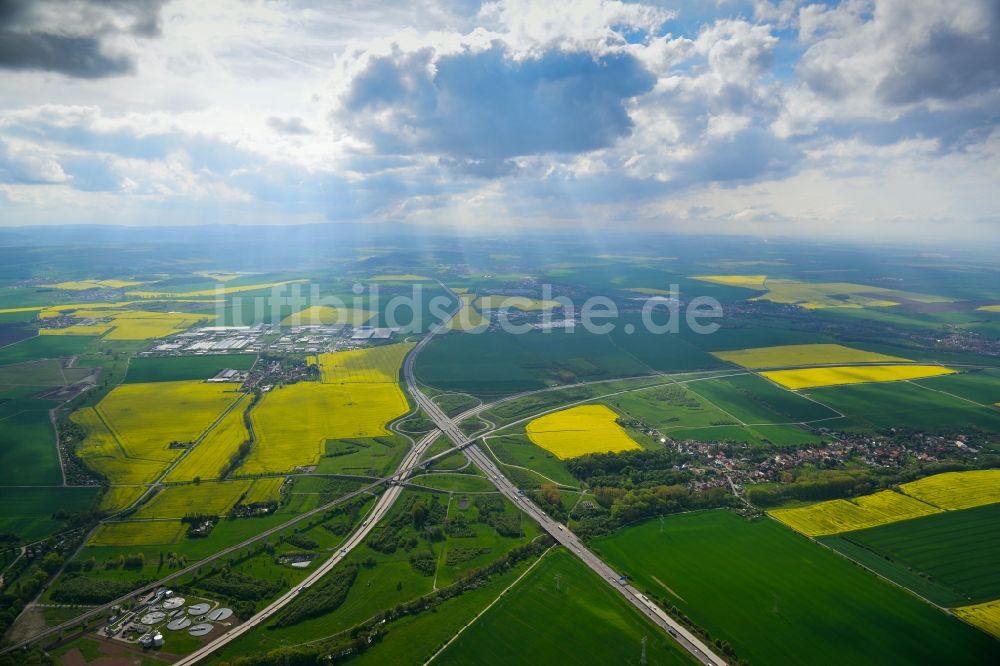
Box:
left=244, top=477, right=285, bottom=504
left=54, top=308, right=206, bottom=339
left=976, top=304, right=1000, bottom=313
left=165, top=398, right=249, bottom=482
left=43, top=279, right=146, bottom=290
left=446, top=295, right=487, bottom=332
left=72, top=407, right=166, bottom=485
left=97, top=486, right=148, bottom=513
left=133, top=480, right=252, bottom=519
left=476, top=295, right=560, bottom=311
left=691, top=276, right=950, bottom=308
left=691, top=275, right=768, bottom=290
left=40, top=324, right=113, bottom=336
left=713, top=343, right=910, bottom=369
left=96, top=381, right=241, bottom=464
left=761, top=364, right=955, bottom=390
left=761, top=279, right=903, bottom=308
left=770, top=490, right=942, bottom=537
left=280, top=305, right=374, bottom=326
left=90, top=520, right=187, bottom=547
left=314, top=342, right=414, bottom=384
left=526, top=404, right=641, bottom=459
left=37, top=301, right=138, bottom=318
left=101, top=310, right=206, bottom=340
left=241, top=382, right=409, bottom=474
left=954, top=599, right=1000, bottom=639
left=898, top=470, right=1000, bottom=510
left=127, top=279, right=307, bottom=298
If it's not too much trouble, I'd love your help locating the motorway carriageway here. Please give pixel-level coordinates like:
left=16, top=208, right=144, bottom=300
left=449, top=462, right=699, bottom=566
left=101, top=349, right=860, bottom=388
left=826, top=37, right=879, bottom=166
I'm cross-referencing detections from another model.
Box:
left=403, top=323, right=727, bottom=666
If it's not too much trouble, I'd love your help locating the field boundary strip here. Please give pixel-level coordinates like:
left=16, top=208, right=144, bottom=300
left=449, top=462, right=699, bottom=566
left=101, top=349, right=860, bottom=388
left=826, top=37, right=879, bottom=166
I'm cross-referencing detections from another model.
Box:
left=905, top=379, right=993, bottom=408
left=423, top=546, right=555, bottom=665
left=682, top=383, right=749, bottom=426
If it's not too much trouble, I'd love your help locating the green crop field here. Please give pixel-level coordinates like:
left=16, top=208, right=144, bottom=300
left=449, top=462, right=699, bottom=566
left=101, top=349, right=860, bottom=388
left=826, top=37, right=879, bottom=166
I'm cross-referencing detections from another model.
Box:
left=433, top=392, right=481, bottom=417
left=481, top=434, right=580, bottom=487
left=592, top=510, right=997, bottom=665
left=685, top=324, right=834, bottom=353
left=688, top=374, right=841, bottom=423
left=124, top=353, right=257, bottom=383
left=415, top=328, right=653, bottom=397
left=0, top=486, right=99, bottom=540
left=0, top=394, right=62, bottom=486
left=604, top=383, right=740, bottom=430
left=0, top=359, right=92, bottom=387
left=807, top=381, right=1000, bottom=432
left=0, top=312, right=37, bottom=326
left=370, top=285, right=457, bottom=333
left=824, top=503, right=1000, bottom=607
left=609, top=315, right=727, bottom=373
left=348, top=554, right=537, bottom=665
left=435, top=548, right=696, bottom=665
left=425, top=449, right=470, bottom=472
left=602, top=381, right=828, bottom=447
left=407, top=473, right=497, bottom=492
left=314, top=436, right=410, bottom=477
left=0, top=335, right=98, bottom=365
left=913, top=368, right=1000, bottom=406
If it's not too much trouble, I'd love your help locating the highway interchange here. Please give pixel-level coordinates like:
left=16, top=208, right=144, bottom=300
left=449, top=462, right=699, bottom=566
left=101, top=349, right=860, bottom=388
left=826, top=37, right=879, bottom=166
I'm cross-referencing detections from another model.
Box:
left=5, top=299, right=727, bottom=666
left=403, top=317, right=727, bottom=666
left=183, top=305, right=726, bottom=665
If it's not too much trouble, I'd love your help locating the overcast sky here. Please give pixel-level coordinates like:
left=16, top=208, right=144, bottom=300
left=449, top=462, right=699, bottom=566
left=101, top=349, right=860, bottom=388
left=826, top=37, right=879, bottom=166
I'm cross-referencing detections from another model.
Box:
left=0, top=0, right=997, bottom=241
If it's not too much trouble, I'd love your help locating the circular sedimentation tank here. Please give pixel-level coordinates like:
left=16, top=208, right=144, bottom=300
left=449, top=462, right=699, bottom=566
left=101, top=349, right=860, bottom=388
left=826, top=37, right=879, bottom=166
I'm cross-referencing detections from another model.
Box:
left=162, top=597, right=185, bottom=610
left=166, top=617, right=192, bottom=631
left=139, top=611, right=166, bottom=625
left=207, top=607, right=233, bottom=622
left=188, top=623, right=213, bottom=637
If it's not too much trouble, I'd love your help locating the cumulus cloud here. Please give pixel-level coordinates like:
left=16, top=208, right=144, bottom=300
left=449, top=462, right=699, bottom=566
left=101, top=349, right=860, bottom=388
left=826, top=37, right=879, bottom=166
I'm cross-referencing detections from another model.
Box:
left=797, top=0, right=1000, bottom=107
left=338, top=42, right=656, bottom=161
left=478, top=0, right=674, bottom=53
left=0, top=138, right=68, bottom=183
left=0, top=0, right=997, bottom=239
left=0, top=0, right=167, bottom=78
left=266, top=115, right=314, bottom=135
